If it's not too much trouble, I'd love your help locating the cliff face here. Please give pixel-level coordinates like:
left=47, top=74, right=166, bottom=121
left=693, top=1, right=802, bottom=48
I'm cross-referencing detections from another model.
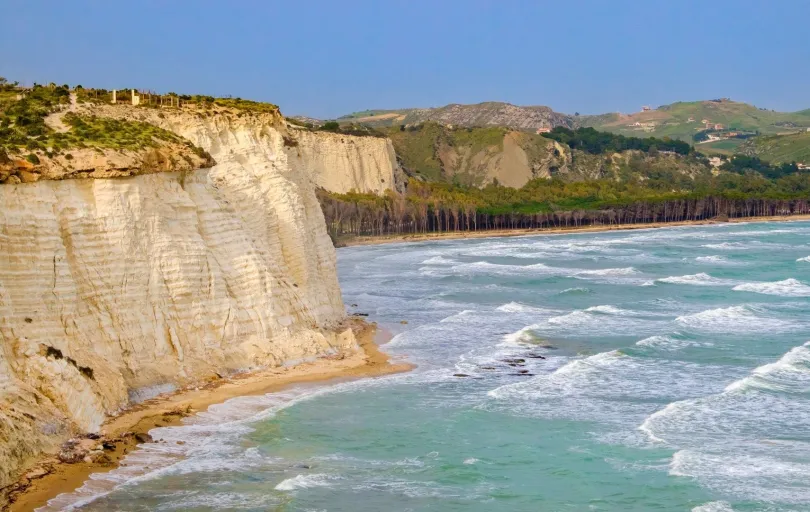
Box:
left=0, top=111, right=355, bottom=491
left=290, top=129, right=398, bottom=194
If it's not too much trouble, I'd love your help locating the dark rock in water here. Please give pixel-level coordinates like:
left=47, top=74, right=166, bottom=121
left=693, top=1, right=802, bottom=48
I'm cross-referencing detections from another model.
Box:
left=351, top=312, right=369, bottom=317
left=539, top=345, right=558, bottom=350
left=102, top=441, right=116, bottom=451
left=351, top=304, right=358, bottom=307
left=502, top=358, right=526, bottom=364
left=294, top=463, right=313, bottom=469
left=510, top=372, right=534, bottom=377
left=84, top=433, right=101, bottom=440
left=134, top=433, right=153, bottom=444
left=479, top=366, right=496, bottom=370
left=453, top=373, right=470, bottom=377
left=525, top=353, right=546, bottom=359
left=518, top=369, right=530, bottom=374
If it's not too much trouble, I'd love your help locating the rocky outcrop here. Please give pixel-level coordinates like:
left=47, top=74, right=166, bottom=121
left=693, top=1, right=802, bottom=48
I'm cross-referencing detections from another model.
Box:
left=0, top=144, right=214, bottom=184
left=0, top=109, right=355, bottom=493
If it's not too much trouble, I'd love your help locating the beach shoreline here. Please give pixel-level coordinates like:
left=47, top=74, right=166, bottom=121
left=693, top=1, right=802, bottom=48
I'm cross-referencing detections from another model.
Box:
left=5, top=319, right=412, bottom=512
left=339, top=214, right=810, bottom=247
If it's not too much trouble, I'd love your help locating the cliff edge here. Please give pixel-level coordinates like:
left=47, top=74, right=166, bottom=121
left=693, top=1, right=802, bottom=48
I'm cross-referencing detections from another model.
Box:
left=0, top=104, right=356, bottom=495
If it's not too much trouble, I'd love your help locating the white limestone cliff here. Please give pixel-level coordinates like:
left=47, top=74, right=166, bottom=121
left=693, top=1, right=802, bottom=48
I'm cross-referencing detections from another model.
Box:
left=0, top=111, right=361, bottom=492
left=290, top=129, right=398, bottom=193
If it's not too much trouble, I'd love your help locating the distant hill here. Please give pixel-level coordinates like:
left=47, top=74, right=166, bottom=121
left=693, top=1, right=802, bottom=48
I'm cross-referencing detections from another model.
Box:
left=383, top=122, right=710, bottom=189
left=384, top=122, right=571, bottom=187
left=581, top=99, right=810, bottom=142
left=738, top=130, right=810, bottom=164
left=338, top=102, right=575, bottom=131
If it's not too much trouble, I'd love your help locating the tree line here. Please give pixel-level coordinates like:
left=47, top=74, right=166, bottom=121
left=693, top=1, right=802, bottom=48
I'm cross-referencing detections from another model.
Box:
left=542, top=127, right=692, bottom=155
left=318, top=171, right=810, bottom=242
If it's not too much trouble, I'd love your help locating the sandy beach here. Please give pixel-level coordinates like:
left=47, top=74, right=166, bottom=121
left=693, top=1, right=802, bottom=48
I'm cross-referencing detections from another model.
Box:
left=340, top=214, right=810, bottom=247
left=6, top=319, right=412, bottom=512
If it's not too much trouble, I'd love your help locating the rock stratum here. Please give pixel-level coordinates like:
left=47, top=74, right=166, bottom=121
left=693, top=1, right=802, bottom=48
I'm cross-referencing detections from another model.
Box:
left=0, top=106, right=390, bottom=495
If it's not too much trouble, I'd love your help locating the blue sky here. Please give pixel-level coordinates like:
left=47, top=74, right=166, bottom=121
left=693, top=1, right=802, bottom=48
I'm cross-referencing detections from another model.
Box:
left=1, top=0, right=808, bottom=118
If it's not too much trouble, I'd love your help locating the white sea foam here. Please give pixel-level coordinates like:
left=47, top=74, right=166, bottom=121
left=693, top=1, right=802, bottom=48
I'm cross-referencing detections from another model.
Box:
left=724, top=342, right=810, bottom=393
left=495, top=302, right=544, bottom=314
left=797, top=256, right=810, bottom=263
left=275, top=473, right=335, bottom=491
left=422, top=260, right=642, bottom=283
left=691, top=501, right=735, bottom=512
left=439, top=310, right=477, bottom=323
left=41, top=381, right=377, bottom=511
left=657, top=273, right=734, bottom=286
left=636, top=335, right=708, bottom=351
left=703, top=241, right=786, bottom=250
left=540, top=306, right=665, bottom=337
left=558, top=287, right=590, bottom=294
left=420, top=255, right=457, bottom=265
left=500, top=324, right=544, bottom=345
left=574, top=266, right=638, bottom=277
left=695, top=255, right=729, bottom=264
left=669, top=449, right=810, bottom=504
left=675, top=305, right=794, bottom=334
left=463, top=458, right=479, bottom=465
left=584, top=305, right=631, bottom=315
left=732, top=278, right=810, bottom=297
left=488, top=350, right=728, bottom=428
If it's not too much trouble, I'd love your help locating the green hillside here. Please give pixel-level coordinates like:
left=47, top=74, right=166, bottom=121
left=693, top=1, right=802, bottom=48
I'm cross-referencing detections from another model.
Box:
left=739, top=130, right=810, bottom=164
left=581, top=99, right=810, bottom=142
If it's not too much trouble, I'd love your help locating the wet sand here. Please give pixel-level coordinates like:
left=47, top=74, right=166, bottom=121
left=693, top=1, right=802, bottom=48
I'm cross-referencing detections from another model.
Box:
left=341, top=214, right=810, bottom=247
left=7, top=319, right=412, bottom=511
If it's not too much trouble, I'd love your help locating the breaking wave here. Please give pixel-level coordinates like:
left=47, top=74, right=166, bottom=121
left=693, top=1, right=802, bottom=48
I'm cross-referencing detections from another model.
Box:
left=657, top=273, right=734, bottom=286
left=732, top=278, right=810, bottom=297
left=724, top=341, right=810, bottom=393
left=275, top=473, right=336, bottom=491
left=695, top=255, right=732, bottom=264
left=675, top=305, right=795, bottom=334
left=420, top=255, right=457, bottom=265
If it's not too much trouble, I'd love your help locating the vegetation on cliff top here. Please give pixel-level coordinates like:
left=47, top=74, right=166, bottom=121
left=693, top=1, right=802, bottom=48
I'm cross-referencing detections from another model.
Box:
left=0, top=81, right=211, bottom=160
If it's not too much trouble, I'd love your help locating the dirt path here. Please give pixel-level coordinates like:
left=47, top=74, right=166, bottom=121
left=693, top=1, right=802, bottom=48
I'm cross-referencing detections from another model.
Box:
left=43, top=93, right=77, bottom=133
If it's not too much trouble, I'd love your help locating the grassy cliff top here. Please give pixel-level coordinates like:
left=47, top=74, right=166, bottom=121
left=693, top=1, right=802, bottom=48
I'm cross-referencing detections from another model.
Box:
left=0, top=84, right=210, bottom=158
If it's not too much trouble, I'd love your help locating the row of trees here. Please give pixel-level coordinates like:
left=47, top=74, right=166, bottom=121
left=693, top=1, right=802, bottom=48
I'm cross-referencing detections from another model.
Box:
left=543, top=127, right=692, bottom=155
left=318, top=172, right=810, bottom=241
left=721, top=155, right=800, bottom=179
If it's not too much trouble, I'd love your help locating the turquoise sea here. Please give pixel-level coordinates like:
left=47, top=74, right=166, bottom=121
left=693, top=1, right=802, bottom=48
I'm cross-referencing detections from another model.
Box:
left=49, top=221, right=810, bottom=511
